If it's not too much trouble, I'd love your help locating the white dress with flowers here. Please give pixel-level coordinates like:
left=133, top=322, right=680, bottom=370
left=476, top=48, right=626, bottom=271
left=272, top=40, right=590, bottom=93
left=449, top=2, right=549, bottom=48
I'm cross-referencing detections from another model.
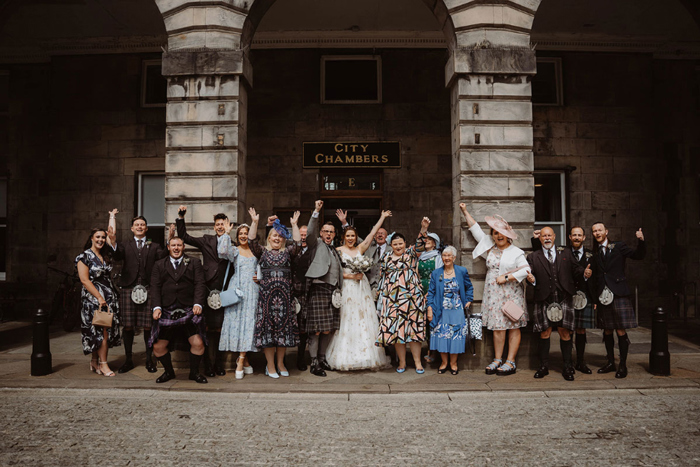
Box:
left=326, top=252, right=391, bottom=371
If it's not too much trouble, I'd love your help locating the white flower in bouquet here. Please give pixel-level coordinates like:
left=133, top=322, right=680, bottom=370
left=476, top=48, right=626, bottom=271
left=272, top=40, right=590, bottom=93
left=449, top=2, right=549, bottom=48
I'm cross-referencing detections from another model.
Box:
left=347, top=255, right=373, bottom=274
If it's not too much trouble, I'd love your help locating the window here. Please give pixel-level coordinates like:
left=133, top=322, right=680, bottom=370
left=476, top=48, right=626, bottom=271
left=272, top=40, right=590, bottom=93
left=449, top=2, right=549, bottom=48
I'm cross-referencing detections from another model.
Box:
left=534, top=171, right=566, bottom=242
left=321, top=56, right=382, bottom=104
left=137, top=173, right=165, bottom=246
left=0, top=177, right=6, bottom=280
left=532, top=57, right=563, bottom=106
left=141, top=60, right=167, bottom=108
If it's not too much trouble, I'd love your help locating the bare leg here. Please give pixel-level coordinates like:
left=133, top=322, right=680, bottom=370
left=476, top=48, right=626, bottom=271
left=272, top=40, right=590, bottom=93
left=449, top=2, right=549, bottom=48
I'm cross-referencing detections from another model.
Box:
left=439, top=352, right=448, bottom=370
left=408, top=342, right=423, bottom=371
left=505, top=328, right=521, bottom=363
left=449, top=353, right=459, bottom=371
left=237, top=352, right=246, bottom=372
left=97, top=328, right=112, bottom=375
left=263, top=348, right=276, bottom=375
left=493, top=330, right=506, bottom=360
left=276, top=347, right=287, bottom=373
left=395, top=343, right=407, bottom=370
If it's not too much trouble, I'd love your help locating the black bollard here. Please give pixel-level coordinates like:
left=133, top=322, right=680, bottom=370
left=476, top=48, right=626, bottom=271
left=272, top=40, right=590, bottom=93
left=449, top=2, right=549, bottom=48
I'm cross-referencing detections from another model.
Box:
left=31, top=308, right=52, bottom=376
left=649, top=307, right=670, bottom=376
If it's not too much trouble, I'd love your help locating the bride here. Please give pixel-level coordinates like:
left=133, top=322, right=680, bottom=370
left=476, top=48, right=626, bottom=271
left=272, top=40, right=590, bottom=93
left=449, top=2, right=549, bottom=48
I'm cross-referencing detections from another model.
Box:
left=326, top=210, right=393, bottom=371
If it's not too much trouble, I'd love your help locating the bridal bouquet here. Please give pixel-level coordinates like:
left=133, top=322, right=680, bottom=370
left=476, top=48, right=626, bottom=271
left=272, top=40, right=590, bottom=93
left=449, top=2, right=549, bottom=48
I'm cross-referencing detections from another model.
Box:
left=345, top=255, right=373, bottom=274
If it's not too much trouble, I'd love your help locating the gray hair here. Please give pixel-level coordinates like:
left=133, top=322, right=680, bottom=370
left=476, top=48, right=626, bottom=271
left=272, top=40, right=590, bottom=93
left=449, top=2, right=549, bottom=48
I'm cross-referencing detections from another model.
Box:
left=442, top=245, right=458, bottom=258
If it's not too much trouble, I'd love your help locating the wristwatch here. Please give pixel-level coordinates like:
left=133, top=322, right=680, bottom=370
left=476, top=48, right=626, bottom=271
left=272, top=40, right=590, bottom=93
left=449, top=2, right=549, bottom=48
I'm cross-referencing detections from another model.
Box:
left=505, top=274, right=509, bottom=281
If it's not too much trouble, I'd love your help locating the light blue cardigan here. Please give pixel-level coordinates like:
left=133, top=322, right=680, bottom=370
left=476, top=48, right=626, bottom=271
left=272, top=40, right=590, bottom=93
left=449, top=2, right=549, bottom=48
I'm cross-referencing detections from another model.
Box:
left=426, top=266, right=474, bottom=328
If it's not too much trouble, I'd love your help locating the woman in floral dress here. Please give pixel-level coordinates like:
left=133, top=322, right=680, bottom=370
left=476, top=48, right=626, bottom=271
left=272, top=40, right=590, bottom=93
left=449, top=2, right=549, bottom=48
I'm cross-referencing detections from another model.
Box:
left=417, top=228, right=443, bottom=364
left=460, top=203, right=530, bottom=376
left=76, top=228, right=121, bottom=377
left=376, top=219, right=429, bottom=373
left=247, top=208, right=302, bottom=379
left=218, top=219, right=259, bottom=379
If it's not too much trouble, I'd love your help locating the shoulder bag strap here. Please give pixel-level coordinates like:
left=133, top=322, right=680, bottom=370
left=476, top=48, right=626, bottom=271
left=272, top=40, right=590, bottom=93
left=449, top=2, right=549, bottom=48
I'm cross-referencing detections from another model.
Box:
left=222, top=261, right=232, bottom=291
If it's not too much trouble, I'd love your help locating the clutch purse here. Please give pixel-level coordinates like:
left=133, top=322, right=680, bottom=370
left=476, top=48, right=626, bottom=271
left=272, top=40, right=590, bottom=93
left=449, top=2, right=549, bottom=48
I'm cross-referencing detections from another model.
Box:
left=501, top=300, right=525, bottom=322
left=92, top=303, right=113, bottom=327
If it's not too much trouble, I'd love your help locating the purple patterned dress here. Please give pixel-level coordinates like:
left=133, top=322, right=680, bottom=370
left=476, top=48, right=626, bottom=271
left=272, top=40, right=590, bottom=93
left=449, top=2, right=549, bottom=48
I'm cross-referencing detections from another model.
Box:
left=249, top=240, right=302, bottom=348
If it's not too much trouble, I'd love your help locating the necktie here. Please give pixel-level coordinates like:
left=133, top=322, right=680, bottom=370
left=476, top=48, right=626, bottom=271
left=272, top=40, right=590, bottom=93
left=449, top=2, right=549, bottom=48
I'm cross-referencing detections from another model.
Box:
left=547, top=248, right=554, bottom=263
left=173, top=260, right=180, bottom=271
left=137, top=239, right=143, bottom=250
left=600, top=245, right=606, bottom=257
left=574, top=250, right=581, bottom=261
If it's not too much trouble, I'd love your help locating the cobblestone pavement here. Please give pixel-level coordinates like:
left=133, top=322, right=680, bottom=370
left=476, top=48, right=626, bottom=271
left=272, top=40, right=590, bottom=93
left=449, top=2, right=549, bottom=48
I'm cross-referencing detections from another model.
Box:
left=1, top=387, right=699, bottom=466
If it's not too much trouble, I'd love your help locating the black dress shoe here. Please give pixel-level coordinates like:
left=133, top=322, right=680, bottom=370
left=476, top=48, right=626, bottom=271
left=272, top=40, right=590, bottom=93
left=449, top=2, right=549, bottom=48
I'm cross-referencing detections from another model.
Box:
left=214, top=365, right=226, bottom=376
left=575, top=363, right=592, bottom=375
left=534, top=367, right=549, bottom=379
left=155, top=372, right=175, bottom=383
left=562, top=367, right=575, bottom=381
left=145, top=359, right=158, bottom=373
left=118, top=360, right=135, bottom=374
left=597, top=362, right=617, bottom=374
left=319, top=358, right=333, bottom=371
left=189, top=373, right=208, bottom=384
left=310, top=359, right=326, bottom=377
left=297, top=359, right=308, bottom=372
left=615, top=365, right=628, bottom=379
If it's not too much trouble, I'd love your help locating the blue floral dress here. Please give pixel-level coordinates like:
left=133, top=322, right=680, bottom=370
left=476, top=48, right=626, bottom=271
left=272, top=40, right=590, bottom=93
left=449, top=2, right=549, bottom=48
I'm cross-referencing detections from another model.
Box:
left=75, top=249, right=121, bottom=355
left=217, top=234, right=259, bottom=352
left=430, top=278, right=467, bottom=354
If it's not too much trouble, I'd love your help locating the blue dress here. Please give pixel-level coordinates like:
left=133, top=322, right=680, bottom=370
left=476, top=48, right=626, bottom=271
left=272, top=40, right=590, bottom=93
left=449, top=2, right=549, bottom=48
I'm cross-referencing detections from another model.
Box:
left=217, top=234, right=259, bottom=352
left=429, top=278, right=467, bottom=354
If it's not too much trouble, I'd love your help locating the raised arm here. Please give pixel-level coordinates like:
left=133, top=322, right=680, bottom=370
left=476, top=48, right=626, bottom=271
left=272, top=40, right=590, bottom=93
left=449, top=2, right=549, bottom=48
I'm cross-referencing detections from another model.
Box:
left=175, top=205, right=206, bottom=249
left=359, top=211, right=391, bottom=254
left=306, top=200, right=323, bottom=249
left=217, top=219, right=239, bottom=261
left=247, top=207, right=260, bottom=240
left=459, top=203, right=476, bottom=228
left=107, top=209, right=123, bottom=258
left=290, top=211, right=301, bottom=242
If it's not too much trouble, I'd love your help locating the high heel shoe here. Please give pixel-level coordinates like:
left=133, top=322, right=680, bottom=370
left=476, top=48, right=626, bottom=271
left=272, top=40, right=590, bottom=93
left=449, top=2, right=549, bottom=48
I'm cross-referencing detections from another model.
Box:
left=235, top=356, right=245, bottom=380
left=98, top=361, right=115, bottom=377
left=437, top=367, right=448, bottom=374
left=90, top=359, right=99, bottom=374
left=265, top=367, right=279, bottom=379
left=278, top=367, right=289, bottom=377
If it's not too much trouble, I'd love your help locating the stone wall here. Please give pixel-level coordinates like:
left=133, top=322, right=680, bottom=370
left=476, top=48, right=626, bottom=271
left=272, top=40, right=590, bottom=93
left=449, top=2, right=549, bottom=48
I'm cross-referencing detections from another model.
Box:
left=533, top=52, right=700, bottom=316
left=246, top=48, right=453, bottom=242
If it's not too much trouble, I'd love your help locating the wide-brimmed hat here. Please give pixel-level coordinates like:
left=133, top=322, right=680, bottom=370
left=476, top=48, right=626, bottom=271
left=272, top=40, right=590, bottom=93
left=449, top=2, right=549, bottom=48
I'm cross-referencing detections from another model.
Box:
left=426, top=232, right=441, bottom=249
left=485, top=215, right=518, bottom=240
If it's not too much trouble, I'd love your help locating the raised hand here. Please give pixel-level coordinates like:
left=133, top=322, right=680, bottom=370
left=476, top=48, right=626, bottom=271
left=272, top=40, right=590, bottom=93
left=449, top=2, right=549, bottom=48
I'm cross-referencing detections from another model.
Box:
left=459, top=203, right=467, bottom=212
left=109, top=209, right=119, bottom=218
left=168, top=224, right=176, bottom=241
left=636, top=228, right=644, bottom=241
left=421, top=217, right=431, bottom=229
left=583, top=264, right=592, bottom=279
left=267, top=215, right=278, bottom=226
left=223, top=219, right=234, bottom=235
left=381, top=210, right=392, bottom=219
left=248, top=207, right=260, bottom=223
left=335, top=209, right=348, bottom=225
left=314, top=200, right=324, bottom=212
left=178, top=205, right=187, bottom=218
left=290, top=211, right=301, bottom=225
left=533, top=229, right=541, bottom=239
left=106, top=225, right=117, bottom=246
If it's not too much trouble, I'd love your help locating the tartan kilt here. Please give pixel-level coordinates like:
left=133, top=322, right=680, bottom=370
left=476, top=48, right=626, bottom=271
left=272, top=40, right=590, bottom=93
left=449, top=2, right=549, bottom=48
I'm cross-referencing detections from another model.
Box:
left=574, top=302, right=596, bottom=329
left=293, top=278, right=309, bottom=333
left=598, top=296, right=637, bottom=330
left=119, top=286, right=153, bottom=329
left=304, top=282, right=340, bottom=334
left=531, top=296, right=575, bottom=333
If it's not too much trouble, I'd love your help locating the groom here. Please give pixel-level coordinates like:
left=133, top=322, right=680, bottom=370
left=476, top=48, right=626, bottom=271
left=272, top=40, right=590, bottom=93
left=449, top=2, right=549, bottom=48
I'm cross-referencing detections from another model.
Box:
left=304, top=200, right=344, bottom=377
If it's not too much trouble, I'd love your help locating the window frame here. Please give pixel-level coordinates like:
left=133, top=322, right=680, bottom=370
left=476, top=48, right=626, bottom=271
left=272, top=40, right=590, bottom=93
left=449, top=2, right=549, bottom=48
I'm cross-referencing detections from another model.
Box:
left=533, top=57, right=564, bottom=107
left=320, top=55, right=382, bottom=105
left=136, top=172, right=166, bottom=227
left=140, top=59, right=167, bottom=109
left=534, top=170, right=567, bottom=242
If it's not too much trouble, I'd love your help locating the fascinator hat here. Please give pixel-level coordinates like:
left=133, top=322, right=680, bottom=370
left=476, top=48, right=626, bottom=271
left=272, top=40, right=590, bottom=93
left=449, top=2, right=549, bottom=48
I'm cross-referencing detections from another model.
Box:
left=426, top=232, right=441, bottom=249
left=485, top=215, right=518, bottom=240
left=272, top=219, right=292, bottom=240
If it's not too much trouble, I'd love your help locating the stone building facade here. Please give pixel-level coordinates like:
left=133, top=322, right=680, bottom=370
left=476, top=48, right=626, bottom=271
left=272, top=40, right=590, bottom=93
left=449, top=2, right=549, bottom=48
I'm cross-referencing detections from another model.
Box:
left=0, top=0, right=699, bottom=322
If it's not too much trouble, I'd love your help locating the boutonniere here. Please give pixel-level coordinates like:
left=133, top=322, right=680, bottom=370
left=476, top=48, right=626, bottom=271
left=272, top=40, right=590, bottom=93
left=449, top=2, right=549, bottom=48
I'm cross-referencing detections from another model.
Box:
left=585, top=252, right=593, bottom=259
left=146, top=240, right=152, bottom=247
left=439, top=274, right=443, bottom=282
left=557, top=246, right=565, bottom=252
left=182, top=257, right=190, bottom=266
left=608, top=243, right=616, bottom=251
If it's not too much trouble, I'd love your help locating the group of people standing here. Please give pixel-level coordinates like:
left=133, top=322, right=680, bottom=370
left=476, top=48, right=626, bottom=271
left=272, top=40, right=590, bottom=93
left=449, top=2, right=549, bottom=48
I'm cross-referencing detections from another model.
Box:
left=75, top=199, right=645, bottom=382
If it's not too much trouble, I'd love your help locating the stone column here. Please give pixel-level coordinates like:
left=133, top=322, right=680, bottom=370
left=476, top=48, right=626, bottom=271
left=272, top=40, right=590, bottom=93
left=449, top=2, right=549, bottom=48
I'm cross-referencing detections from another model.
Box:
left=448, top=47, right=537, bottom=309
left=155, top=0, right=252, bottom=235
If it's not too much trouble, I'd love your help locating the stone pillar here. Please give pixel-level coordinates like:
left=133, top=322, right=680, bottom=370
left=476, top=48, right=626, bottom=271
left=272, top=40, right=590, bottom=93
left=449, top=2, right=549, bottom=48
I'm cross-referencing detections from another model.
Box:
left=155, top=0, right=252, bottom=235
left=447, top=47, right=537, bottom=309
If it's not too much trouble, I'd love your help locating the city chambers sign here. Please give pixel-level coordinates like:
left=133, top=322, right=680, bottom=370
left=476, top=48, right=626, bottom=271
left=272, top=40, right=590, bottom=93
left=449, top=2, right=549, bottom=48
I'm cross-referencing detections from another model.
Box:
left=302, top=142, right=401, bottom=168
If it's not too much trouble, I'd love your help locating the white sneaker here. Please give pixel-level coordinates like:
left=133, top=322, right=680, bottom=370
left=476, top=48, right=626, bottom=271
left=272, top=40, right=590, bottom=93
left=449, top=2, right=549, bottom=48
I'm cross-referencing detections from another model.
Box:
left=235, top=370, right=244, bottom=380
left=243, top=365, right=254, bottom=375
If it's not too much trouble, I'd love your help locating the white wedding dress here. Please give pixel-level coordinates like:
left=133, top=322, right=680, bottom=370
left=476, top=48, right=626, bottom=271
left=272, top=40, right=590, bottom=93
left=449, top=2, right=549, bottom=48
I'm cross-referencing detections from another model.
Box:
left=326, top=252, right=391, bottom=371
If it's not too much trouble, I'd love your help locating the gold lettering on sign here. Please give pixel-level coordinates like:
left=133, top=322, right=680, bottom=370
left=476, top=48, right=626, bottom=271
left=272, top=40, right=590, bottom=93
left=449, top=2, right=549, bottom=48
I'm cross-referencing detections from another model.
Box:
left=381, top=155, right=388, bottom=163
left=334, top=143, right=344, bottom=152
left=316, top=153, right=324, bottom=163
left=349, top=178, right=356, bottom=187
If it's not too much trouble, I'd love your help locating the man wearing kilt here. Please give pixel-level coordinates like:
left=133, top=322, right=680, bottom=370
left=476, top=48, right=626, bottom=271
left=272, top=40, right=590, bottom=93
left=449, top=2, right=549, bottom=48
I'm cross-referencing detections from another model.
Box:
left=527, top=227, right=589, bottom=381
left=176, top=205, right=230, bottom=377
left=569, top=227, right=596, bottom=374
left=304, top=200, right=344, bottom=377
left=108, top=212, right=168, bottom=374
left=149, top=237, right=208, bottom=384
left=590, top=223, right=646, bottom=379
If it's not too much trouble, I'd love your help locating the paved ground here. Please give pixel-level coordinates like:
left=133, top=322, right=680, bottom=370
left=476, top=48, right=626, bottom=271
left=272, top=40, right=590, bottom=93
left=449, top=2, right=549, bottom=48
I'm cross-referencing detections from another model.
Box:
left=1, top=386, right=699, bottom=466
left=1, top=324, right=699, bottom=394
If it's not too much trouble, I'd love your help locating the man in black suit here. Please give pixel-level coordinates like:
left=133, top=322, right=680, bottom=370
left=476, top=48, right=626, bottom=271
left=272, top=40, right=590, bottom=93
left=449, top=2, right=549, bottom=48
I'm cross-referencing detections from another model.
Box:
left=527, top=227, right=589, bottom=381
left=108, top=212, right=169, bottom=374
left=176, top=205, right=230, bottom=377
left=568, top=226, right=596, bottom=374
left=149, top=237, right=208, bottom=384
left=590, top=223, right=646, bottom=379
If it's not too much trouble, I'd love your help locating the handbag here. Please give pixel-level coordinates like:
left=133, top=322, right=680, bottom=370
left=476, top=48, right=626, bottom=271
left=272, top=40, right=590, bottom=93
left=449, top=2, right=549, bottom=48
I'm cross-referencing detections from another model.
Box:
left=499, top=265, right=529, bottom=322
left=219, top=261, right=243, bottom=308
left=465, top=304, right=483, bottom=356
left=92, top=303, right=113, bottom=327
